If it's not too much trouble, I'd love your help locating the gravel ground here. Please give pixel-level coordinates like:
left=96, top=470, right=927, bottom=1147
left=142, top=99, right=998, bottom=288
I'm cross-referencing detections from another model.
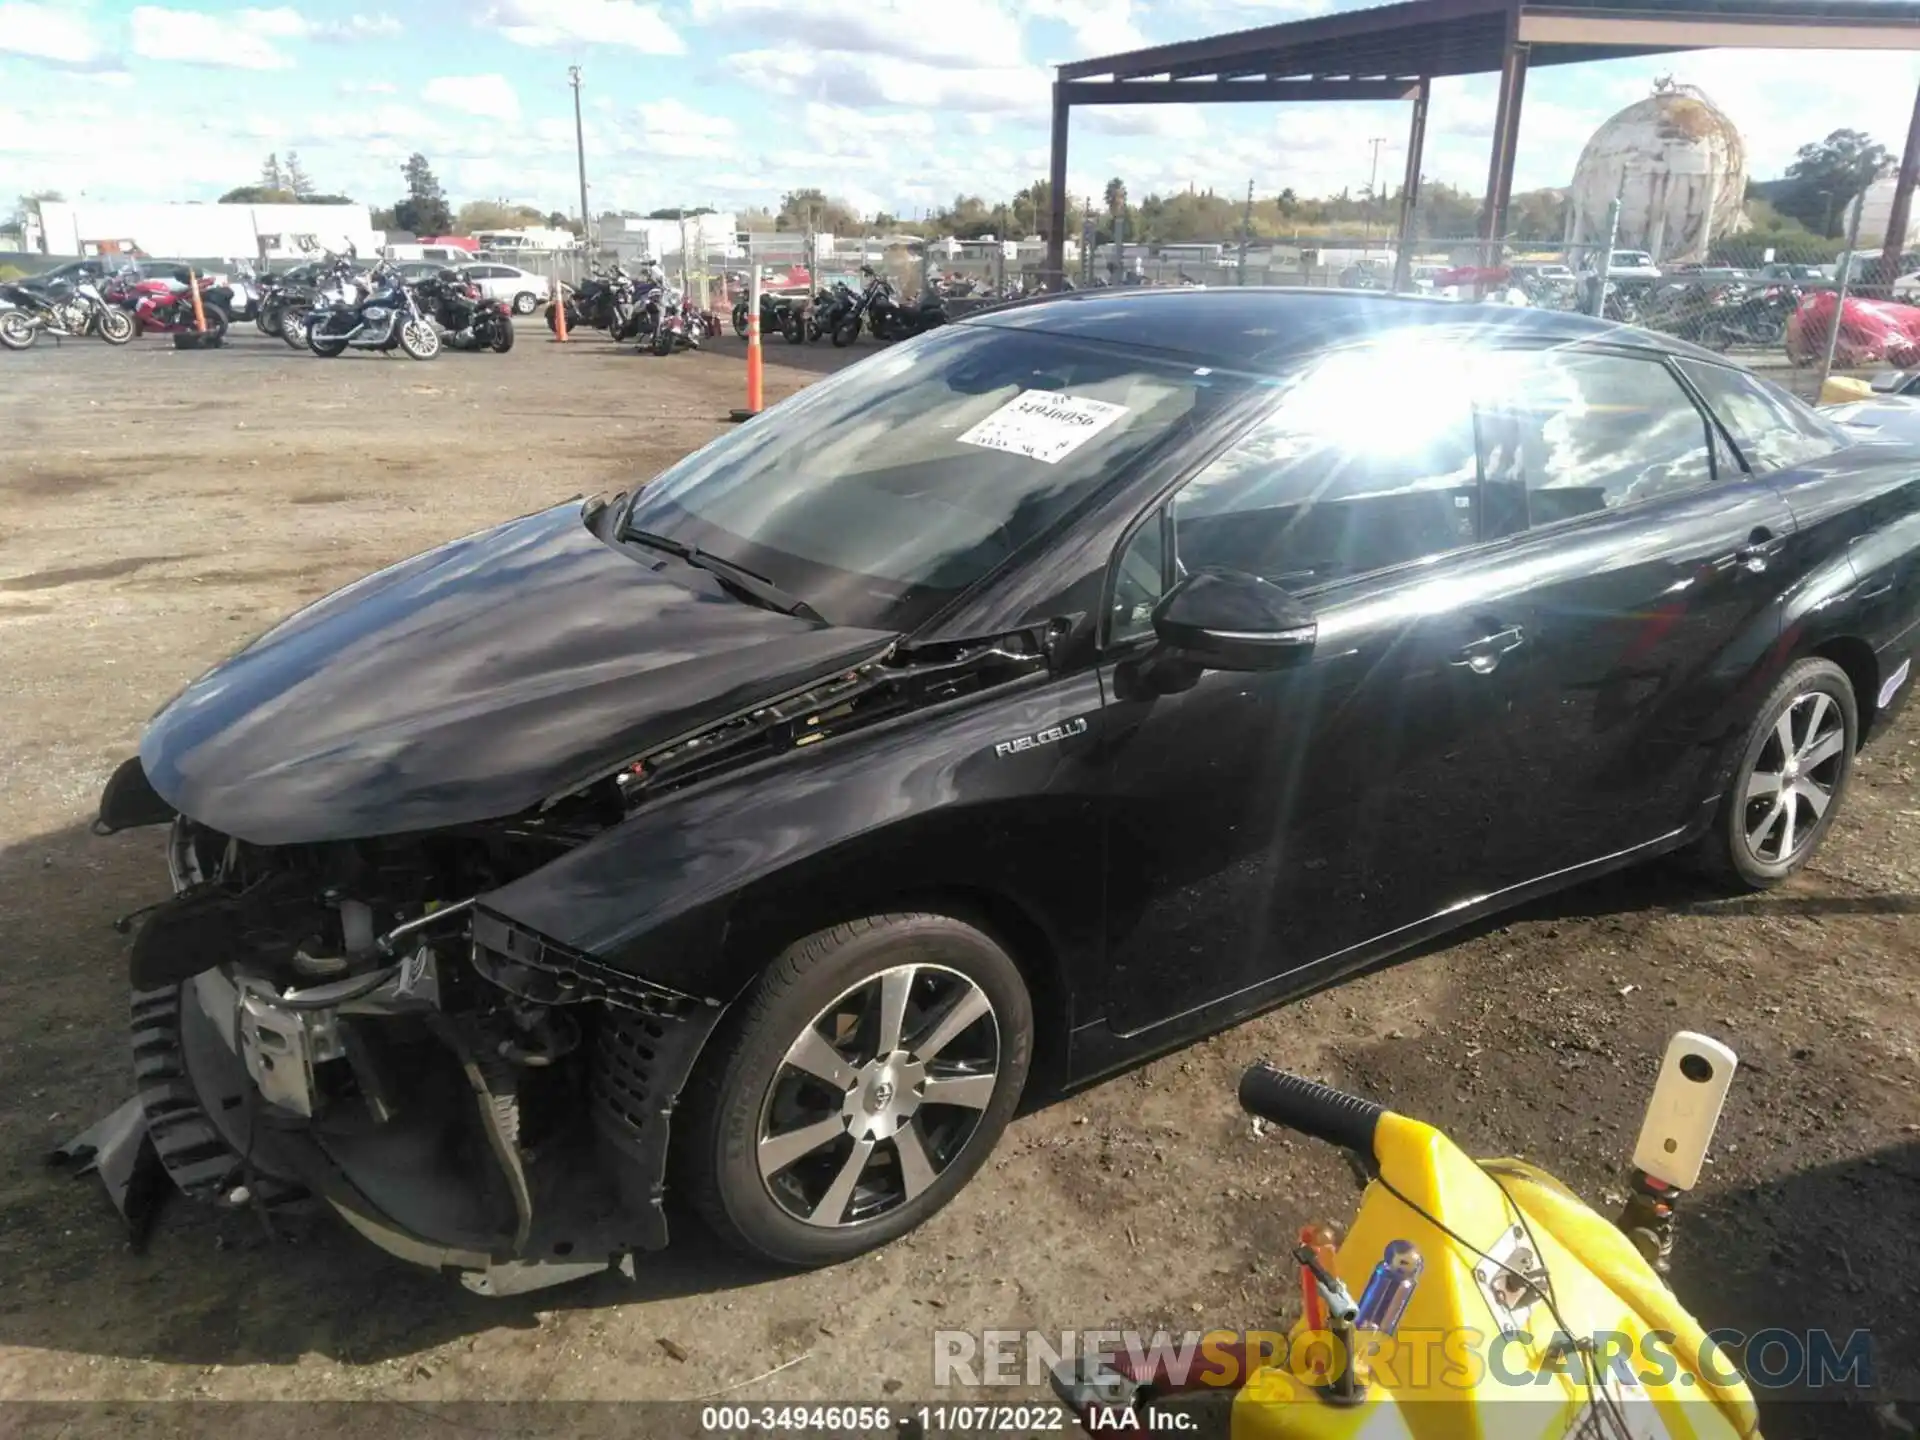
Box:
left=0, top=323, right=1916, bottom=1438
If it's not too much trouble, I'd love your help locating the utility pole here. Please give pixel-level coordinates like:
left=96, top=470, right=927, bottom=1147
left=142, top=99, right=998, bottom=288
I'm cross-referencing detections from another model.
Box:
left=569, top=66, right=590, bottom=251
left=1362, top=136, right=1387, bottom=250
left=1238, top=178, right=1254, bottom=285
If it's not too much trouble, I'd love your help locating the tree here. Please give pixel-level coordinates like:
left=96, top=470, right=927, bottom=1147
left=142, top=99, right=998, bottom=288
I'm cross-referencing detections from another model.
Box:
left=1775, top=129, right=1894, bottom=236
left=220, top=184, right=294, bottom=204
left=645, top=206, right=716, bottom=220
left=455, top=199, right=548, bottom=233
left=370, top=205, right=398, bottom=231
left=285, top=151, right=314, bottom=199
left=260, top=153, right=286, bottom=191
left=1103, top=177, right=1128, bottom=219
left=392, top=153, right=451, bottom=237
left=776, top=187, right=859, bottom=234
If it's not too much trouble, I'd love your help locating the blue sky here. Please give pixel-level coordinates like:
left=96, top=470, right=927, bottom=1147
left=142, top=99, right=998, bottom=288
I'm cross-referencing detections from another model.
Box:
left=2, top=0, right=1916, bottom=224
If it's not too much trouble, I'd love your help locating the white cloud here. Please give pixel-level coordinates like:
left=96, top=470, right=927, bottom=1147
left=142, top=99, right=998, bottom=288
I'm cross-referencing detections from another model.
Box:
left=338, top=78, right=398, bottom=95
left=1025, top=0, right=1146, bottom=57
left=130, top=6, right=297, bottom=68
left=695, top=0, right=1023, bottom=68
left=730, top=48, right=1049, bottom=115
left=423, top=73, right=522, bottom=121
left=0, top=2, right=113, bottom=67
left=481, top=0, right=683, bottom=54
left=617, top=96, right=737, bottom=158
left=315, top=12, right=403, bottom=40
left=1080, top=103, right=1208, bottom=140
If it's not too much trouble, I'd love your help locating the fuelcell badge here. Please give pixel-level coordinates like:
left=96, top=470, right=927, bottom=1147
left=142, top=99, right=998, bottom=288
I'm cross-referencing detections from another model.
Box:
left=995, top=717, right=1088, bottom=758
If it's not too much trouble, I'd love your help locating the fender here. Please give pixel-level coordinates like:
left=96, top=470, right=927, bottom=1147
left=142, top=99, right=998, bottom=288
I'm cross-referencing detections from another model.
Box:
left=475, top=666, right=1109, bottom=1011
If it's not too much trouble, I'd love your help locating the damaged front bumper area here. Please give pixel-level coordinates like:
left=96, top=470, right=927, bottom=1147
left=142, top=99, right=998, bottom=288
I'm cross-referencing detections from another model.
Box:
left=60, top=809, right=722, bottom=1297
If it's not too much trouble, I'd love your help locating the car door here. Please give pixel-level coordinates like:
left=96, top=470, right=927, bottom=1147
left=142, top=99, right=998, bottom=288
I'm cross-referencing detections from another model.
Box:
left=1092, top=346, right=1546, bottom=1041
left=1463, top=346, right=1800, bottom=867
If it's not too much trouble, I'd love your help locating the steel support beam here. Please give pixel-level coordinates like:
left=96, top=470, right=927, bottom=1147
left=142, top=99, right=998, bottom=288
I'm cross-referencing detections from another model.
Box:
left=1060, top=78, right=1417, bottom=104
left=1881, top=79, right=1920, bottom=286
left=1394, top=77, right=1431, bottom=292
left=1479, top=32, right=1529, bottom=256
left=1046, top=80, right=1071, bottom=290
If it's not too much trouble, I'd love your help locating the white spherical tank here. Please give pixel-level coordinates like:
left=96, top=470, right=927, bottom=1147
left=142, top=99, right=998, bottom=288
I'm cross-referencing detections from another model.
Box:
left=1565, top=82, right=1748, bottom=265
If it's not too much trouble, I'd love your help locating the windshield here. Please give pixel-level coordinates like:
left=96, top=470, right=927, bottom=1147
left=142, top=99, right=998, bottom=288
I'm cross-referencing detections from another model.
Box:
left=619, top=323, right=1237, bottom=631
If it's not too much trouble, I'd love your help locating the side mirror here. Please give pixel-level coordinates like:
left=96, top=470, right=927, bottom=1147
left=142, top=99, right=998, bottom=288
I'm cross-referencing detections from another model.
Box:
left=1151, top=569, right=1317, bottom=672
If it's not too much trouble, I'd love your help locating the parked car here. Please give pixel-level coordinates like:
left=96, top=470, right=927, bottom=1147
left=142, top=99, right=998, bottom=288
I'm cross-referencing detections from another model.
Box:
left=1603, top=249, right=1662, bottom=282
left=461, top=262, right=551, bottom=314
left=84, top=289, right=1920, bottom=1293
left=1756, top=263, right=1834, bottom=286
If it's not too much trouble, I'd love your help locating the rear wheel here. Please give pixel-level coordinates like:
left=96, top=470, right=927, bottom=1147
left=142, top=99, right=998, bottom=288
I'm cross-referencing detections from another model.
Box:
left=1690, top=657, right=1858, bottom=890
left=280, top=308, right=312, bottom=349
left=733, top=307, right=749, bottom=338
left=308, top=324, right=348, bottom=358
left=783, top=311, right=805, bottom=344
left=831, top=318, right=859, bottom=347
left=678, top=914, right=1032, bottom=1267
left=488, top=317, right=515, bottom=353
left=651, top=322, right=674, bottom=356
left=255, top=303, right=281, bottom=337
left=0, top=311, right=36, bottom=350
left=513, top=291, right=538, bottom=315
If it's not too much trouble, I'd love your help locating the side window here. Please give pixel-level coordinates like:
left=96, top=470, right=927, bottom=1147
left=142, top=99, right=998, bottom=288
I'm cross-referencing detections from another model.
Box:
left=1106, top=351, right=1479, bottom=642
left=1675, top=359, right=1848, bottom=473
left=1475, top=351, right=1720, bottom=530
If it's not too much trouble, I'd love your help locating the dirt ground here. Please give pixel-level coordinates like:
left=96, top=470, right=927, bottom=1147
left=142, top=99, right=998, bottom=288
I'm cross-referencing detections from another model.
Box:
left=1, top=323, right=1917, bottom=1438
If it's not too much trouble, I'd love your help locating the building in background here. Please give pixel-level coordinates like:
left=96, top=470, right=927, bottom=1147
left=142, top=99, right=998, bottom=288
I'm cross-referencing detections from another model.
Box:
left=27, top=200, right=380, bottom=259
left=1565, top=80, right=1749, bottom=265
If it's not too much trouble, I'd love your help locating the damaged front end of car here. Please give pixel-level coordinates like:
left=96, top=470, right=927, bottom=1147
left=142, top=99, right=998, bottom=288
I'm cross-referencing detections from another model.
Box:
left=61, top=759, right=723, bottom=1297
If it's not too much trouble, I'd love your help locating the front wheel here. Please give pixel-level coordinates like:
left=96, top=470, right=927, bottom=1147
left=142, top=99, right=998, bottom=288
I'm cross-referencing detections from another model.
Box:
left=831, top=318, right=859, bottom=347
left=1689, top=657, right=1858, bottom=890
left=399, top=318, right=440, bottom=360
left=255, top=303, right=282, bottom=337
left=651, top=323, right=674, bottom=356
left=733, top=307, right=749, bottom=339
left=488, top=317, right=515, bottom=353
left=280, top=308, right=312, bottom=349
left=0, top=311, right=36, bottom=350
left=678, top=913, right=1032, bottom=1267
left=96, top=307, right=135, bottom=344
left=783, top=311, right=806, bottom=344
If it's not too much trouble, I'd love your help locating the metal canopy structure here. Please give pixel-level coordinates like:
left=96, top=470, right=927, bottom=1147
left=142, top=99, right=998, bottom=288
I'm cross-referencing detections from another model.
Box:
left=1044, top=0, right=1920, bottom=289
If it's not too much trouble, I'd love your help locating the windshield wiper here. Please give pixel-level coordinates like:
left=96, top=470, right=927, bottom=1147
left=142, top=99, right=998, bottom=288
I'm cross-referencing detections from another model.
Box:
left=621, top=525, right=823, bottom=622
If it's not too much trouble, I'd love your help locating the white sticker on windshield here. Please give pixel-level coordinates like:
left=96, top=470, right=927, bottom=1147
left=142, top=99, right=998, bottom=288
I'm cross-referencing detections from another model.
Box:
left=956, top=389, right=1130, bottom=465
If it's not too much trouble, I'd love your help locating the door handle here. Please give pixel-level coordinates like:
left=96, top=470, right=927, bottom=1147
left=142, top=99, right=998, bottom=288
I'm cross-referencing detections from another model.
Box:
left=1719, top=526, right=1783, bottom=575
left=1450, top=625, right=1526, bottom=675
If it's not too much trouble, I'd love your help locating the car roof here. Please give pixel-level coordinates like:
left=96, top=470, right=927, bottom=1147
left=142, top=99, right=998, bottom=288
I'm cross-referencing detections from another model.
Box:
left=960, top=286, right=1725, bottom=373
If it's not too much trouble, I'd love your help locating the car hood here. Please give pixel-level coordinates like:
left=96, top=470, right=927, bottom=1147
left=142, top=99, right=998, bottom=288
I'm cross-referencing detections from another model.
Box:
left=140, top=501, right=896, bottom=845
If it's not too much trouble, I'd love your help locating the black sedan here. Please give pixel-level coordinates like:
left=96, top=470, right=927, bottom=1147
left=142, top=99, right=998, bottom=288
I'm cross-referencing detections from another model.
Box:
left=79, top=289, right=1920, bottom=1291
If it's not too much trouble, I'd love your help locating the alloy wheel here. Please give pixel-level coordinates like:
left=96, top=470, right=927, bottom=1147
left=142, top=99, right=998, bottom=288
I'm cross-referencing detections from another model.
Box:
left=756, top=963, right=999, bottom=1229
left=1741, top=689, right=1847, bottom=867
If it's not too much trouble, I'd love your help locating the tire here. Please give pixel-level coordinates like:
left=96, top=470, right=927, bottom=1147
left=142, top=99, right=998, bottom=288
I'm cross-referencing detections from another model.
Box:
left=308, top=326, right=348, bottom=358
left=783, top=312, right=805, bottom=344
left=513, top=291, right=538, bottom=316
left=651, top=323, right=674, bottom=357
left=546, top=303, right=561, bottom=334
left=194, top=307, right=229, bottom=348
left=399, top=317, right=440, bottom=360
left=831, top=319, right=859, bottom=348
left=96, top=307, right=136, bottom=345
left=488, top=317, right=515, bottom=353
left=733, top=307, right=749, bottom=339
left=0, top=311, right=37, bottom=350
left=1690, top=657, right=1858, bottom=891
left=678, top=913, right=1033, bottom=1268
left=281, top=309, right=312, bottom=350
left=255, top=304, right=281, bottom=338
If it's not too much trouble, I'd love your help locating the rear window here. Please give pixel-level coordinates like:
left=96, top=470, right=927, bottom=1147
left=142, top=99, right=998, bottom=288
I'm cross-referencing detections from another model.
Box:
left=1676, top=360, right=1850, bottom=473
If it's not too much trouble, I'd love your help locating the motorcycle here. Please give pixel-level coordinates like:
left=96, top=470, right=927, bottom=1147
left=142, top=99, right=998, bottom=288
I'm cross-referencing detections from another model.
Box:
left=829, top=268, right=891, bottom=347
left=111, top=268, right=233, bottom=349
left=732, top=289, right=800, bottom=342
left=280, top=256, right=365, bottom=352
left=864, top=276, right=947, bottom=342
left=644, top=289, right=705, bottom=355
left=807, top=281, right=856, bottom=342
left=548, top=263, right=638, bottom=337
left=1052, top=1037, right=1760, bottom=1439
left=415, top=268, right=515, bottom=353
left=306, top=260, right=440, bottom=360
left=0, top=276, right=136, bottom=349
